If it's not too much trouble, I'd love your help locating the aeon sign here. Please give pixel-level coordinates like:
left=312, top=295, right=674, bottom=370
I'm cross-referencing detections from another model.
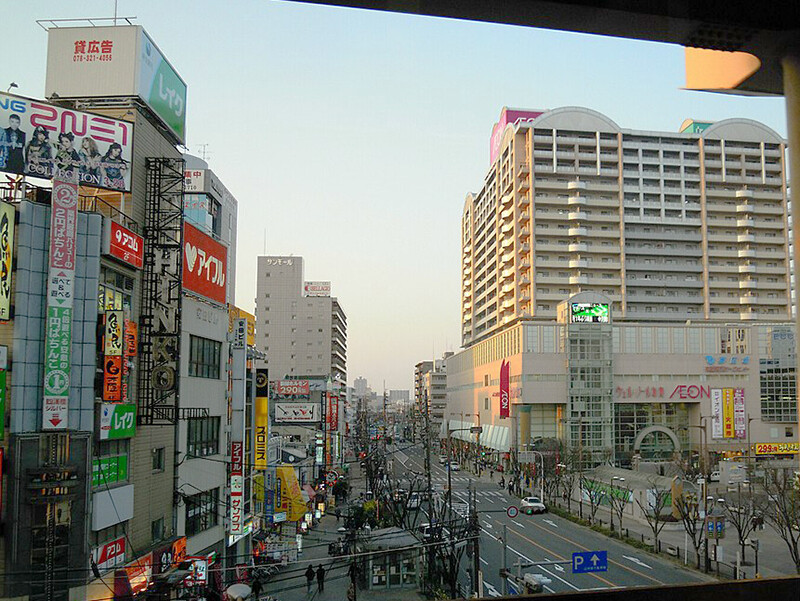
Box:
left=182, top=223, right=227, bottom=305
left=669, top=385, right=711, bottom=400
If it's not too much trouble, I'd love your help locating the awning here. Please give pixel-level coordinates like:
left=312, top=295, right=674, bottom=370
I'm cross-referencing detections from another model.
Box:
left=303, top=484, right=316, bottom=500
left=276, top=466, right=306, bottom=521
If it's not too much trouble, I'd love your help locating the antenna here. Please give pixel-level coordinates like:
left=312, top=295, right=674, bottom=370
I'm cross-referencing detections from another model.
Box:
left=197, top=143, right=212, bottom=163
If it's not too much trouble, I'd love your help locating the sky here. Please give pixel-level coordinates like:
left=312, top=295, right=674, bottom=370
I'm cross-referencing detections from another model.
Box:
left=5, top=1, right=790, bottom=392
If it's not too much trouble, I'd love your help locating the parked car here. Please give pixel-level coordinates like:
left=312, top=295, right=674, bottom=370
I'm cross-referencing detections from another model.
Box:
left=448, top=462, right=461, bottom=472
left=407, top=492, right=421, bottom=509
left=709, top=470, right=720, bottom=482
left=520, top=496, right=547, bottom=515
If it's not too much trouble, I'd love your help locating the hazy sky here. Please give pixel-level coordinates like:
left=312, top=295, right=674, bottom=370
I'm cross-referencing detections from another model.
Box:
left=7, top=1, right=789, bottom=391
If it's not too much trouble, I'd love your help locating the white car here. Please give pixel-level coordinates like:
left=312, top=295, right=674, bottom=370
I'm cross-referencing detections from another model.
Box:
left=709, top=470, right=720, bottom=482
left=448, top=462, right=460, bottom=472
left=407, top=493, right=421, bottom=509
left=520, top=496, right=547, bottom=515
left=439, top=455, right=448, bottom=465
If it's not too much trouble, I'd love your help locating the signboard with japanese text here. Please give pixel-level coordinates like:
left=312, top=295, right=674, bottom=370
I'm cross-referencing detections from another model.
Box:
left=499, top=361, right=510, bottom=419
left=45, top=26, right=186, bottom=143
left=230, top=441, right=244, bottom=536
left=42, top=177, right=78, bottom=430
left=102, top=220, right=143, bottom=269
left=0, top=92, right=134, bottom=191
left=570, top=302, right=609, bottom=324
left=733, top=388, right=746, bottom=439
left=92, top=454, right=129, bottom=487
left=103, top=356, right=123, bottom=401
left=276, top=380, right=310, bottom=395
left=255, top=391, right=269, bottom=470
left=124, top=319, right=137, bottom=357
left=274, top=402, right=319, bottom=423
left=711, top=388, right=723, bottom=439
left=229, top=306, right=256, bottom=347
left=184, top=169, right=205, bottom=193
left=104, top=310, right=124, bottom=356
left=124, top=552, right=152, bottom=595
left=329, top=395, right=339, bottom=431
left=93, top=536, right=126, bottom=572
left=99, top=403, right=136, bottom=440
left=722, top=388, right=735, bottom=439
left=0, top=202, right=14, bottom=320
left=754, top=442, right=798, bottom=455
left=184, top=556, right=208, bottom=586
left=303, top=281, right=331, bottom=297
left=182, top=222, right=227, bottom=305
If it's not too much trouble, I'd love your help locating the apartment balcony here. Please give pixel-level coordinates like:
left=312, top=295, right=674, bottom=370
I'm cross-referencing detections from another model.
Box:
left=735, top=203, right=755, bottom=214
left=739, top=312, right=758, bottom=321
left=519, top=227, right=531, bottom=239
left=500, top=282, right=515, bottom=295
left=501, top=267, right=515, bottom=280
left=569, top=259, right=588, bottom=269
left=501, top=221, right=514, bottom=234
left=501, top=298, right=515, bottom=310
left=739, top=280, right=758, bottom=290
left=568, top=242, right=588, bottom=252
left=739, top=295, right=759, bottom=305
left=518, top=211, right=530, bottom=223
left=737, top=217, right=755, bottom=228
left=518, top=164, right=530, bottom=177
left=568, top=195, right=587, bottom=207
left=520, top=242, right=530, bottom=253
left=735, top=189, right=755, bottom=200
left=518, top=196, right=530, bottom=207
left=737, top=233, right=756, bottom=244
left=518, top=179, right=531, bottom=193
left=501, top=193, right=514, bottom=207
left=738, top=248, right=756, bottom=258
left=501, top=206, right=514, bottom=220
left=568, top=211, right=587, bottom=221
left=738, top=264, right=757, bottom=274
left=569, top=275, right=589, bottom=285
left=520, top=275, right=531, bottom=285
left=501, top=236, right=514, bottom=250
left=501, top=251, right=514, bottom=264
left=567, top=180, right=587, bottom=191
left=519, top=258, right=531, bottom=269
left=568, top=227, right=588, bottom=236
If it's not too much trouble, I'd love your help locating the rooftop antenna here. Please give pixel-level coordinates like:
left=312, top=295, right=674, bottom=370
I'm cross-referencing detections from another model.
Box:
left=197, top=143, right=212, bottom=163
left=113, top=0, right=118, bottom=25
left=263, top=228, right=267, bottom=255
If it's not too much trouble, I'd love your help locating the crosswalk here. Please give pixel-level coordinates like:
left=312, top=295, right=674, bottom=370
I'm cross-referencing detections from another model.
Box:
left=451, top=489, right=508, bottom=501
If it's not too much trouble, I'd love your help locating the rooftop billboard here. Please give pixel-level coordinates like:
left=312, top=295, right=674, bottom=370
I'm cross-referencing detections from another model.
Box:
left=45, top=25, right=186, bottom=143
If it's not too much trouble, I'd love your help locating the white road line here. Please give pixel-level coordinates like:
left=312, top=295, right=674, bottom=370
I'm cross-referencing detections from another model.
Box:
left=483, top=581, right=501, bottom=597
left=508, top=547, right=581, bottom=591
left=515, top=522, right=525, bottom=529
left=543, top=519, right=559, bottom=528
left=480, top=557, right=489, bottom=566
left=623, top=555, right=652, bottom=570
left=483, top=521, right=493, bottom=529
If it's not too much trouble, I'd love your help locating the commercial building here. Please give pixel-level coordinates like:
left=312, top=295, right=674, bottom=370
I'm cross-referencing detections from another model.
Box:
left=447, top=107, right=796, bottom=470
left=414, top=355, right=451, bottom=433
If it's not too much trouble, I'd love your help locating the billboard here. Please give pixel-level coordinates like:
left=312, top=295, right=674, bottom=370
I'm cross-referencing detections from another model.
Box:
left=722, top=388, right=735, bottom=438
left=571, top=303, right=610, bottom=323
left=303, top=281, right=331, bottom=297
left=99, top=403, right=136, bottom=440
left=230, top=441, right=244, bottom=536
left=255, top=368, right=269, bottom=471
left=92, top=455, right=129, bottom=487
left=711, top=388, right=723, bottom=439
left=733, top=388, right=746, bottom=439
left=184, top=169, right=205, bottom=192
left=0, top=201, right=14, bottom=320
left=93, top=536, right=126, bottom=572
left=754, top=442, right=799, bottom=455
left=102, top=219, right=143, bottom=269
left=104, top=310, right=124, bottom=356
left=274, top=402, right=319, bottom=423
left=276, top=380, right=310, bottom=395
left=499, top=360, right=510, bottom=419
left=182, top=222, right=227, bottom=305
left=0, top=93, right=134, bottom=192
left=45, top=26, right=186, bottom=143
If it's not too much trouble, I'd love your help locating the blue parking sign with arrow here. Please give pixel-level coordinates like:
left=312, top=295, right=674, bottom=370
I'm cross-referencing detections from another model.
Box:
left=572, top=551, right=608, bottom=573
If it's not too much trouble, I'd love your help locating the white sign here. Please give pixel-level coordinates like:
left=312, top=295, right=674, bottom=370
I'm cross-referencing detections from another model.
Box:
left=274, top=402, right=320, bottom=423
left=93, top=536, right=126, bottom=572
left=711, top=388, right=723, bottom=439
left=185, top=556, right=208, bottom=585
left=184, top=169, right=205, bottom=193
left=303, top=281, right=331, bottom=297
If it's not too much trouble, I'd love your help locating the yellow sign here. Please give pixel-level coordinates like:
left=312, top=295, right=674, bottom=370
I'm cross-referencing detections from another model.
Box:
left=254, top=473, right=264, bottom=502
left=276, top=466, right=306, bottom=521
left=722, top=388, right=735, bottom=439
left=228, top=306, right=255, bottom=346
left=254, top=396, right=268, bottom=470
left=754, top=442, right=799, bottom=455
left=0, top=201, right=14, bottom=321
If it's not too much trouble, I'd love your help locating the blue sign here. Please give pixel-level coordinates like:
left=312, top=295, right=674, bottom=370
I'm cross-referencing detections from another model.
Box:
left=572, top=551, right=607, bottom=573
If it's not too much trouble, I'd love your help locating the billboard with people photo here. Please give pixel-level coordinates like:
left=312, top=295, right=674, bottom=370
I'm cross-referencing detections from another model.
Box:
left=0, top=93, right=133, bottom=192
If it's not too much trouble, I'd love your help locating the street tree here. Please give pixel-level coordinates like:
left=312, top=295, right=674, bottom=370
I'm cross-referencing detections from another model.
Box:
left=635, top=477, right=672, bottom=552
left=761, top=464, right=800, bottom=574
left=722, top=483, right=759, bottom=565
left=674, top=491, right=705, bottom=569
left=608, top=481, right=632, bottom=536
left=581, top=476, right=605, bottom=524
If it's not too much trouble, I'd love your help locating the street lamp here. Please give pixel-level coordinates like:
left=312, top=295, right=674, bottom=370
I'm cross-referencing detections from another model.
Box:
left=610, top=476, right=625, bottom=534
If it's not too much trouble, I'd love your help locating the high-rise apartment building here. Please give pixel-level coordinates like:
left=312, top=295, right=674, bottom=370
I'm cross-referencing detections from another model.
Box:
left=255, top=256, right=347, bottom=385
left=414, top=355, right=451, bottom=431
left=462, top=107, right=791, bottom=347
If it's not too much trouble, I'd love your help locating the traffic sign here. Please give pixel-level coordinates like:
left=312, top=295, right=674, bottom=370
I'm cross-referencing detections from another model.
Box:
left=326, top=471, right=338, bottom=485
left=572, top=551, right=607, bottom=573
left=470, top=426, right=483, bottom=434
left=507, top=505, right=519, bottom=518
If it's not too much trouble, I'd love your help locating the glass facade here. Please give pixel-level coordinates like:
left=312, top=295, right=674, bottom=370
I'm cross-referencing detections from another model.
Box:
left=759, top=325, right=797, bottom=423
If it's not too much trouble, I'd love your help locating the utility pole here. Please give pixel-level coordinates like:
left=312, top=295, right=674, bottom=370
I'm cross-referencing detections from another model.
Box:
left=423, top=387, right=434, bottom=588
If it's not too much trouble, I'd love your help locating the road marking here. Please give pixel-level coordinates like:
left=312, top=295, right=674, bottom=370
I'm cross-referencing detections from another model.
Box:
left=483, top=521, right=493, bottom=529
left=623, top=555, right=652, bottom=570
left=507, top=547, right=580, bottom=591
left=543, top=519, right=558, bottom=528
left=483, top=581, right=500, bottom=597
left=480, top=557, right=488, bottom=566
left=516, top=522, right=525, bottom=529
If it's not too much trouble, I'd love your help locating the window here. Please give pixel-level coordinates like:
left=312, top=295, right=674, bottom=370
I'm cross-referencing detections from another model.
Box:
left=151, top=517, right=164, bottom=543
left=189, top=335, right=221, bottom=378
left=187, top=416, right=221, bottom=456
left=185, top=488, right=219, bottom=536
left=152, top=447, right=165, bottom=472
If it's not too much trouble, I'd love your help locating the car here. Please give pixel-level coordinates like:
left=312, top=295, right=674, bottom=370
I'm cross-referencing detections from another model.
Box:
left=520, top=496, right=547, bottom=514
left=448, top=462, right=460, bottom=472
left=407, top=492, right=421, bottom=509
left=439, top=455, right=448, bottom=465
left=708, top=470, right=720, bottom=482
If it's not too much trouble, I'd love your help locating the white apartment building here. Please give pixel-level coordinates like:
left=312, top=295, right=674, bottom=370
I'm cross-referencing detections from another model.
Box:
left=462, top=107, right=791, bottom=347
left=255, top=256, right=347, bottom=385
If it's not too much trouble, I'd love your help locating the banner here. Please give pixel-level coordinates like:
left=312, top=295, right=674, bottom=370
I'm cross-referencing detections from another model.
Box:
left=754, top=442, right=799, bottom=455
left=722, top=388, right=735, bottom=439
left=0, top=202, right=14, bottom=320
left=182, top=222, right=227, bottom=305
left=230, top=441, right=244, bottom=536
left=42, top=177, right=78, bottom=430
left=329, top=395, right=339, bottom=431
left=733, top=388, right=746, bottom=439
left=92, top=455, right=129, bottom=487
left=99, top=403, right=136, bottom=440
left=500, top=360, right=510, bottom=419
left=0, top=93, right=134, bottom=191
left=274, top=402, right=319, bottom=423
left=711, top=388, right=723, bottom=439
left=276, top=380, right=309, bottom=395
left=104, top=310, right=124, bottom=356
left=103, top=356, right=123, bottom=401
left=124, top=320, right=138, bottom=357
left=255, top=395, right=269, bottom=471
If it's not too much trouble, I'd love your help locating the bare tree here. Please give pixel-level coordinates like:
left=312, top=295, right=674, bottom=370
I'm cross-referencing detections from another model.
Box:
left=761, top=465, right=800, bottom=574
left=559, top=446, right=580, bottom=513
left=609, top=482, right=632, bottom=536
left=635, top=477, right=672, bottom=551
left=674, top=491, right=705, bottom=569
left=722, top=482, right=759, bottom=565
left=581, top=476, right=605, bottom=524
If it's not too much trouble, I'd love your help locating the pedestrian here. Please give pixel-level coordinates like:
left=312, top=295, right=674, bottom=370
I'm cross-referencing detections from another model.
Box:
left=251, top=576, right=262, bottom=600
left=490, top=469, right=494, bottom=481
left=336, top=508, right=341, bottom=522
left=317, top=564, right=326, bottom=592
left=508, top=481, right=514, bottom=495
left=305, top=565, right=315, bottom=593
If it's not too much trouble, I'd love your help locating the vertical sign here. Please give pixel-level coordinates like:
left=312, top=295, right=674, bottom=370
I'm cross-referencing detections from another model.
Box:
left=42, top=177, right=78, bottom=430
left=230, top=441, right=244, bottom=536
left=0, top=370, right=5, bottom=440
left=324, top=392, right=332, bottom=468
left=733, top=388, right=746, bottom=439
left=104, top=311, right=124, bottom=355
left=711, top=388, right=723, bottom=439
left=330, top=395, right=339, bottom=431
left=0, top=201, right=15, bottom=320
left=499, top=360, right=510, bottom=419
left=254, top=368, right=269, bottom=471
left=722, top=388, right=735, bottom=439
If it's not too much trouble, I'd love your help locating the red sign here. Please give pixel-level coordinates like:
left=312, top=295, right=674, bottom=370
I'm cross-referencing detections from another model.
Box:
left=104, top=221, right=143, bottom=269
left=182, top=223, right=227, bottom=304
left=94, top=536, right=126, bottom=571
left=124, top=552, right=152, bottom=595
left=499, top=360, right=510, bottom=418
left=103, top=356, right=123, bottom=401
left=124, top=320, right=138, bottom=357
left=276, top=380, right=310, bottom=395
left=329, top=395, right=339, bottom=431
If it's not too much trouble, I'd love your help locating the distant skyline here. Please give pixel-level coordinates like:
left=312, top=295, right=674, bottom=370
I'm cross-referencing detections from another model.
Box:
left=7, top=1, right=789, bottom=391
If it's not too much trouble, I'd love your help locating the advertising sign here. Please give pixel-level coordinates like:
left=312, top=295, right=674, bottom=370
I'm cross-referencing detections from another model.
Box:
left=754, top=442, right=799, bottom=455
left=256, top=368, right=269, bottom=398
left=182, top=222, right=227, bottom=305
left=92, top=454, right=129, bottom=487
left=733, top=388, right=746, bottom=439
left=711, top=388, right=723, bottom=439
left=230, top=441, right=244, bottom=536
left=229, top=307, right=256, bottom=347
left=45, top=26, right=185, bottom=144
left=102, top=220, right=143, bottom=269
left=104, top=310, right=124, bottom=356
left=255, top=393, right=269, bottom=471
left=42, top=177, right=78, bottom=430
left=184, top=556, right=209, bottom=586
left=99, top=403, right=136, bottom=440
left=276, top=380, right=310, bottom=395
left=0, top=202, right=14, bottom=320
left=93, top=536, right=126, bottom=572
left=232, top=317, right=246, bottom=350
left=184, top=169, right=205, bottom=193
left=329, top=395, right=339, bottom=431
left=0, top=93, right=133, bottom=191
left=124, top=319, right=138, bottom=357
left=303, top=281, right=331, bottom=297
left=274, top=402, right=319, bottom=423
left=499, top=360, right=510, bottom=419
left=124, top=552, right=152, bottom=595
left=722, top=388, right=735, bottom=439
left=571, top=303, right=610, bottom=324
left=102, top=356, right=123, bottom=402
left=0, top=371, right=5, bottom=440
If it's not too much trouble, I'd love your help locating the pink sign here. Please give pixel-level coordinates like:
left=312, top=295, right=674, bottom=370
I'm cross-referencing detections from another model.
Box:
left=230, top=441, right=244, bottom=535
left=499, top=360, right=510, bottom=419
left=489, top=108, right=544, bottom=164
left=734, top=388, right=746, bottom=439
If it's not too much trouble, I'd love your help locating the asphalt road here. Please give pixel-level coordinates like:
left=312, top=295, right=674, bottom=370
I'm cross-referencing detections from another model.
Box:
left=395, top=444, right=712, bottom=597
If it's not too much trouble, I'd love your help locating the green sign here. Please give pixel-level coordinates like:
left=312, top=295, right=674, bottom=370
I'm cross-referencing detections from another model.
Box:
left=92, top=455, right=129, bottom=487
left=571, top=303, right=609, bottom=324
left=139, top=30, right=187, bottom=143
left=43, top=306, right=73, bottom=396
left=99, top=403, right=137, bottom=440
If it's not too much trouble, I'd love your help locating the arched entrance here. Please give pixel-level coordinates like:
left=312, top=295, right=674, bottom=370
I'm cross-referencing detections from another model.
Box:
left=633, top=426, right=681, bottom=460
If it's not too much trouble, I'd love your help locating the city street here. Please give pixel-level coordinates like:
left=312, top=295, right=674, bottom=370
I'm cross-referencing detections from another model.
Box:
left=397, top=445, right=712, bottom=596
